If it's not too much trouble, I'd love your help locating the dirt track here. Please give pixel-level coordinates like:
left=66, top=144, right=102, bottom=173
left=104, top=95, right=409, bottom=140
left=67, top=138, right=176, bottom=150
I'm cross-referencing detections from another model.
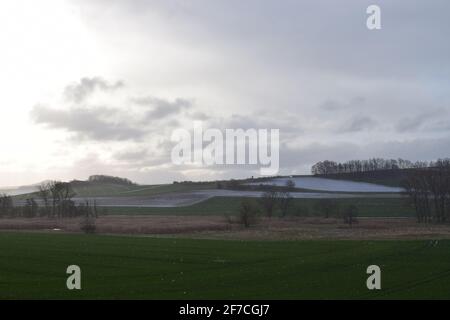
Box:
left=1, top=216, right=450, bottom=240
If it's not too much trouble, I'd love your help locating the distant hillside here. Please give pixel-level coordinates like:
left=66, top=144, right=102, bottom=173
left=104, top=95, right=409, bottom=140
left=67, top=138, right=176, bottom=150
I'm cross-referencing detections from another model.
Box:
left=11, top=175, right=138, bottom=199
left=0, top=185, right=39, bottom=196
left=315, top=169, right=413, bottom=187
left=12, top=177, right=217, bottom=199
left=68, top=180, right=140, bottom=197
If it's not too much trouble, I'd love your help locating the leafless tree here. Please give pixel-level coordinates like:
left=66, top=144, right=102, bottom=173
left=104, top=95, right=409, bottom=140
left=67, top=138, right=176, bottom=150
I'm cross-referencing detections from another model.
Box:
left=403, top=160, right=450, bottom=223
left=41, top=181, right=76, bottom=218
left=38, top=182, right=52, bottom=217
left=278, top=191, right=293, bottom=217
left=239, top=199, right=258, bottom=228
left=311, top=158, right=423, bottom=175
left=259, top=187, right=279, bottom=218
left=285, top=179, right=296, bottom=191
left=343, top=205, right=358, bottom=227
left=0, top=194, right=13, bottom=217
left=23, top=198, right=39, bottom=218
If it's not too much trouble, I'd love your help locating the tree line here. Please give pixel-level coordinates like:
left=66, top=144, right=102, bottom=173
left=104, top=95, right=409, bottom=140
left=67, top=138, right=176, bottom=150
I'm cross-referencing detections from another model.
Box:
left=0, top=181, right=100, bottom=219
left=402, top=159, right=450, bottom=223
left=88, top=175, right=136, bottom=185
left=311, top=158, right=430, bottom=175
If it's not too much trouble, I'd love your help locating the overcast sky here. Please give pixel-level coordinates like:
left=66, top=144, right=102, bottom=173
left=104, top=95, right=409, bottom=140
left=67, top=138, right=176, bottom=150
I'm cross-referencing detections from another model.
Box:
left=1, top=0, right=449, bottom=186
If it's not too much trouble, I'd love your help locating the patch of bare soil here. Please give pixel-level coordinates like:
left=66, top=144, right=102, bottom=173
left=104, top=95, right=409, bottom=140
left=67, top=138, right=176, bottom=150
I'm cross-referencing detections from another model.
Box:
left=1, top=216, right=450, bottom=240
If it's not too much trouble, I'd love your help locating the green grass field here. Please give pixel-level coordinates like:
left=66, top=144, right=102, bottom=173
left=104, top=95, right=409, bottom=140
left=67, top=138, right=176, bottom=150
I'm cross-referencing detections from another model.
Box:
left=0, top=232, right=448, bottom=299
left=104, top=196, right=415, bottom=217
left=13, top=182, right=217, bottom=200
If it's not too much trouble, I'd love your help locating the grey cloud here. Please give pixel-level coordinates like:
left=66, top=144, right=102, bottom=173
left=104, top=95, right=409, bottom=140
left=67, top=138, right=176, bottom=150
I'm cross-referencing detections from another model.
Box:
left=64, top=77, right=124, bottom=103
left=133, top=96, right=192, bottom=120
left=188, top=111, right=210, bottom=121
left=320, top=97, right=366, bottom=111
left=396, top=110, right=446, bottom=133
left=223, top=113, right=301, bottom=135
left=340, top=115, right=377, bottom=133
left=31, top=104, right=146, bottom=141
left=396, top=115, right=426, bottom=133
left=113, top=149, right=149, bottom=162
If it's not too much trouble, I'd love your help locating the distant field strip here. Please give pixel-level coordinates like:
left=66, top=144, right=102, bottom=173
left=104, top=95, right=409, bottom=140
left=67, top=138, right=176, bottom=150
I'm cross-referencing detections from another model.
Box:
left=249, top=177, right=404, bottom=193
left=14, top=190, right=404, bottom=208
left=0, top=232, right=449, bottom=299
left=102, top=196, right=414, bottom=217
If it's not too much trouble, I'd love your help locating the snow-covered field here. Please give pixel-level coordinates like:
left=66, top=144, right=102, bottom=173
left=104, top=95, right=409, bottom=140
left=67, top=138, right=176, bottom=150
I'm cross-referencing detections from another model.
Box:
left=249, top=177, right=404, bottom=193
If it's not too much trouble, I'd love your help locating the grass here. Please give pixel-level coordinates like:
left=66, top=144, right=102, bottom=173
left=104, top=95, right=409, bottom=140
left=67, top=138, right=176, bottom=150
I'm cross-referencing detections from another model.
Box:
left=114, top=182, right=216, bottom=197
left=103, top=196, right=415, bottom=217
left=0, top=232, right=449, bottom=299
left=13, top=182, right=216, bottom=200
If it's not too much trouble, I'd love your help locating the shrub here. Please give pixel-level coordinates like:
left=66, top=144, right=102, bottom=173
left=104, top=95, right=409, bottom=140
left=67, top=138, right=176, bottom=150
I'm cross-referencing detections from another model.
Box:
left=80, top=215, right=97, bottom=234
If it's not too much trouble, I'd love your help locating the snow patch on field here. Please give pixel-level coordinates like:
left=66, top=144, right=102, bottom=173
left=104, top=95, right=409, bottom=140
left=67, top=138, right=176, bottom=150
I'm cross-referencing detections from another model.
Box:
left=249, top=177, right=403, bottom=193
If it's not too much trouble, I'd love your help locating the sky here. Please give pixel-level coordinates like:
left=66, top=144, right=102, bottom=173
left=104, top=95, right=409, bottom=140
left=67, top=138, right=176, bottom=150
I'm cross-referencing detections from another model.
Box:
left=1, top=0, right=449, bottom=186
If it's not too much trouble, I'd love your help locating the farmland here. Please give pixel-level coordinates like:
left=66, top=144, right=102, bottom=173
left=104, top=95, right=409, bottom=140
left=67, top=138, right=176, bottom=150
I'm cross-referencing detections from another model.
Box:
left=2, top=175, right=450, bottom=300
left=0, top=232, right=449, bottom=299
left=101, top=196, right=414, bottom=217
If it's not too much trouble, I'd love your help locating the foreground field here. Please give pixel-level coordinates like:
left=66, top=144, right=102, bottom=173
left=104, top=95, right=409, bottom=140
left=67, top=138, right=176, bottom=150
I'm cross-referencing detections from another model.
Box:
left=0, top=232, right=449, bottom=299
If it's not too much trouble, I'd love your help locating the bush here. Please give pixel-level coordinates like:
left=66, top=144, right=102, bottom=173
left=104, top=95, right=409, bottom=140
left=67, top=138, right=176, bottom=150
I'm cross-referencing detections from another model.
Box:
left=80, top=215, right=97, bottom=234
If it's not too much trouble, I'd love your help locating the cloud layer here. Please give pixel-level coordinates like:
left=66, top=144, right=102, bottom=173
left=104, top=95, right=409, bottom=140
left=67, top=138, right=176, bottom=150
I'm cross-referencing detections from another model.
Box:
left=2, top=0, right=450, bottom=185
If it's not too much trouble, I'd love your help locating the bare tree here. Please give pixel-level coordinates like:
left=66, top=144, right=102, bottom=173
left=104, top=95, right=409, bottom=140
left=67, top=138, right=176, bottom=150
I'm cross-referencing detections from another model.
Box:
left=259, top=187, right=279, bottom=218
left=239, top=199, right=258, bottom=228
left=23, top=198, right=39, bottom=218
left=278, top=191, right=293, bottom=217
left=403, top=161, right=450, bottom=223
left=343, top=205, right=358, bottom=227
left=38, top=182, right=52, bottom=217
left=0, top=194, right=13, bottom=217
left=285, top=179, right=296, bottom=191
left=43, top=181, right=76, bottom=218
